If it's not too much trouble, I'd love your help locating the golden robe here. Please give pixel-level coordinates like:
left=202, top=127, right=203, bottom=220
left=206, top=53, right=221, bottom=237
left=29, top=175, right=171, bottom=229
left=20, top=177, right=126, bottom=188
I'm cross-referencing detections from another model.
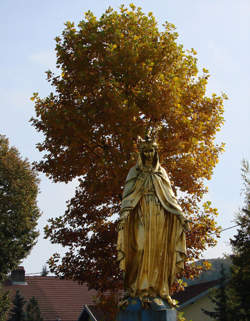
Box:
left=117, top=158, right=186, bottom=299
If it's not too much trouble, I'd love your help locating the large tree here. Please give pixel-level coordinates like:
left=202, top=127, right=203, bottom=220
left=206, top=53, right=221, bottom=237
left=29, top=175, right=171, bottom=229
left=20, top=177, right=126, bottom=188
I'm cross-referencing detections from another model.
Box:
left=31, top=5, right=225, bottom=292
left=0, top=135, right=40, bottom=280
left=228, top=160, right=250, bottom=320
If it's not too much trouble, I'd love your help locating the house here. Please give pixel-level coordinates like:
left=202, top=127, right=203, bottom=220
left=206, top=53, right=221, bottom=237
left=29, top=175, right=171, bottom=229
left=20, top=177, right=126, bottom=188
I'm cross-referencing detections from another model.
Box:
left=4, top=267, right=96, bottom=321
left=4, top=267, right=219, bottom=321
left=175, top=279, right=220, bottom=321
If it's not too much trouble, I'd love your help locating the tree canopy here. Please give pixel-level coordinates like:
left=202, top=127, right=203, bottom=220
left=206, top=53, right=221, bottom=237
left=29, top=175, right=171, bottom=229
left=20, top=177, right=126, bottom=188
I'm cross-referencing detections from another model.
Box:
left=228, top=160, right=250, bottom=320
left=0, top=135, right=40, bottom=280
left=31, top=5, right=225, bottom=292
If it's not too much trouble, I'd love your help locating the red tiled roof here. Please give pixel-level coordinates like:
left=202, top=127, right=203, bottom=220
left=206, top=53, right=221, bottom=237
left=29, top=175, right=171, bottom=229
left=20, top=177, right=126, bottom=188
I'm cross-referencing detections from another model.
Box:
left=4, top=276, right=97, bottom=321
left=4, top=276, right=220, bottom=321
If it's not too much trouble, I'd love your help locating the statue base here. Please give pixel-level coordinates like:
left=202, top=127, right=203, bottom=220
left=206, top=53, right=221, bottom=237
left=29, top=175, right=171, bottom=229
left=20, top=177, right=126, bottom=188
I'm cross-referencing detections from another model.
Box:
left=116, top=297, right=177, bottom=321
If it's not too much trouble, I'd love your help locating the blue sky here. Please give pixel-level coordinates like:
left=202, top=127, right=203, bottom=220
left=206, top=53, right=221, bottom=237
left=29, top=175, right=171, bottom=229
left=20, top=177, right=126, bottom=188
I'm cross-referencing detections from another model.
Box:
left=1, top=0, right=250, bottom=275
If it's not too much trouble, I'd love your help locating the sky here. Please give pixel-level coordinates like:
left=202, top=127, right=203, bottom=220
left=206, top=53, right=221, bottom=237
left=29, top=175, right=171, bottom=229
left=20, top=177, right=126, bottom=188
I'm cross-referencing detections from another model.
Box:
left=1, top=0, right=250, bottom=275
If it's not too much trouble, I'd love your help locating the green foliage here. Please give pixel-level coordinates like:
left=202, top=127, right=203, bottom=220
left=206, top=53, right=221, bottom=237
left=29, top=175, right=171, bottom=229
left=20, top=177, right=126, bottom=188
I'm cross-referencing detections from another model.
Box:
left=204, top=161, right=250, bottom=321
left=228, top=160, right=250, bottom=320
left=26, top=297, right=43, bottom=321
left=0, top=286, right=10, bottom=321
left=202, top=264, right=231, bottom=320
left=7, top=292, right=43, bottom=321
left=0, top=135, right=40, bottom=280
left=7, top=291, right=26, bottom=321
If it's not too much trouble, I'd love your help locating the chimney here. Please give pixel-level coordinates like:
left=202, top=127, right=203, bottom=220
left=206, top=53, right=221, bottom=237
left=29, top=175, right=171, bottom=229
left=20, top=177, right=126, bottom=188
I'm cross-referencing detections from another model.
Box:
left=11, top=266, right=27, bottom=285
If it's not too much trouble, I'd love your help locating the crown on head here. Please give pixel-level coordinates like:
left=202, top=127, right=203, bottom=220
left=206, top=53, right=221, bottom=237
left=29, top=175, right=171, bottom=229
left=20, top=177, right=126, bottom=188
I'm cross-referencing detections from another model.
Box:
left=137, top=127, right=158, bottom=151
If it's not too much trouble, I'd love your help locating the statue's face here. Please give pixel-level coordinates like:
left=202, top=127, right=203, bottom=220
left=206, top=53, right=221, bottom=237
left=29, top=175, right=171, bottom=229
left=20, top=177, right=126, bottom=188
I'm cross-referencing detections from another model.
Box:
left=143, top=147, right=155, bottom=162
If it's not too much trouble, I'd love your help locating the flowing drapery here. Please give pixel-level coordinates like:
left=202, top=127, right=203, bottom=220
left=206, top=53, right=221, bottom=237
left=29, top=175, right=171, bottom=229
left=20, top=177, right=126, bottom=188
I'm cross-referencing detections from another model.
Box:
left=117, top=159, right=186, bottom=299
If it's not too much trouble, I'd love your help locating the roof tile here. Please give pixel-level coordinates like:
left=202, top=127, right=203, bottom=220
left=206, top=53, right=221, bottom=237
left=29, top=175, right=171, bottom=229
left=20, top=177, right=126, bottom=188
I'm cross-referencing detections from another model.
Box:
left=5, top=276, right=97, bottom=321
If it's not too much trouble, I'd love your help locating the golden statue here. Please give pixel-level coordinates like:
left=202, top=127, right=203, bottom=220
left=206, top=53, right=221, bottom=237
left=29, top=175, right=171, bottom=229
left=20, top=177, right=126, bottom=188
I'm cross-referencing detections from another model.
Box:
left=117, top=132, right=188, bottom=306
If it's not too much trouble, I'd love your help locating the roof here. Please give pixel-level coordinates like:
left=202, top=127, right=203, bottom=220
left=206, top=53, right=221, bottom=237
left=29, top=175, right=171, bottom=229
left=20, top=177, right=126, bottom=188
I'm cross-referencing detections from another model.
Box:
left=4, top=276, right=97, bottom=321
left=4, top=275, right=220, bottom=321
left=173, top=279, right=220, bottom=308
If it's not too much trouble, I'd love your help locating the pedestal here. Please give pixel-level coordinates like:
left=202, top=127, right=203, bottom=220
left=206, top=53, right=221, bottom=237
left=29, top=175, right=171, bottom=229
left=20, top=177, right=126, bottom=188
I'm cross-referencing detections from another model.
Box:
left=116, top=297, right=177, bottom=321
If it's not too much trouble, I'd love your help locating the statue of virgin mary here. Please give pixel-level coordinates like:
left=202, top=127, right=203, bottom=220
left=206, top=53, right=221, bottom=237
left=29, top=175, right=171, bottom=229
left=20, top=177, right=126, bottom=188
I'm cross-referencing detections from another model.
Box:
left=117, top=133, right=188, bottom=306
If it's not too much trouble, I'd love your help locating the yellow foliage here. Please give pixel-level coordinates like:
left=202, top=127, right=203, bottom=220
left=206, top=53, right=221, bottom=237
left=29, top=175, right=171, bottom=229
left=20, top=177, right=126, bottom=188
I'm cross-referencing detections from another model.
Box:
left=31, top=4, right=225, bottom=293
